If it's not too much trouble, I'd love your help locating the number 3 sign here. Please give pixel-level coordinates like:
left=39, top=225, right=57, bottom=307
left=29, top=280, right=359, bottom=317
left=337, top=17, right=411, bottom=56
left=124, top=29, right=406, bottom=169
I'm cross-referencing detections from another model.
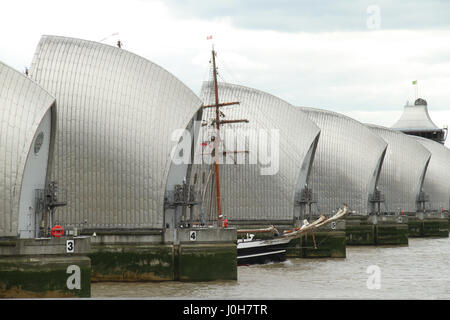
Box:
left=66, top=240, right=75, bottom=253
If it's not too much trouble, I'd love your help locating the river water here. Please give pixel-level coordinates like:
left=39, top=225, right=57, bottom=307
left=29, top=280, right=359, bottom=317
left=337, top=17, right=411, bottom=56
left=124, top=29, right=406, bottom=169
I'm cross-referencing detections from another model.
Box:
left=92, top=237, right=450, bottom=299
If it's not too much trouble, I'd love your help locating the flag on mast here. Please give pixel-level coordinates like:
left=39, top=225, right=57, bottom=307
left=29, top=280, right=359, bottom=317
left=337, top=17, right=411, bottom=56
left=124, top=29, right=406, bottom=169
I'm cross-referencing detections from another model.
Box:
left=412, top=80, right=418, bottom=99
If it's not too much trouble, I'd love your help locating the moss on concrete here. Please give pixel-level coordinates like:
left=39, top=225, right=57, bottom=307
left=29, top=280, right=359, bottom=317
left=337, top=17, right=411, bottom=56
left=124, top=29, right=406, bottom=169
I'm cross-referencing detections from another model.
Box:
left=376, top=224, right=409, bottom=245
left=287, top=231, right=346, bottom=258
left=286, top=237, right=302, bottom=258
left=345, top=225, right=375, bottom=245
left=408, top=218, right=449, bottom=237
left=90, top=242, right=238, bottom=282
left=423, top=220, right=449, bottom=237
left=346, top=223, right=409, bottom=245
left=408, top=218, right=423, bottom=237
left=178, top=243, right=237, bottom=281
left=0, top=256, right=90, bottom=298
left=89, top=244, right=175, bottom=281
left=302, top=232, right=346, bottom=258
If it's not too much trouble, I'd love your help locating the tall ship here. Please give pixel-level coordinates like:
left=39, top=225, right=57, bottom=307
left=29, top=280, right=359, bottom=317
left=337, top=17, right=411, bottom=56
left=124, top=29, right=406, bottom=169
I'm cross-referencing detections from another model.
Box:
left=196, top=46, right=349, bottom=265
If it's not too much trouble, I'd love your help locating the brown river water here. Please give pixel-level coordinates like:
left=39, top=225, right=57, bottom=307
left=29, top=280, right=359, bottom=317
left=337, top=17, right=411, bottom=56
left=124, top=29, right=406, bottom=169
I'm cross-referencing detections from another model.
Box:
left=92, top=237, right=450, bottom=299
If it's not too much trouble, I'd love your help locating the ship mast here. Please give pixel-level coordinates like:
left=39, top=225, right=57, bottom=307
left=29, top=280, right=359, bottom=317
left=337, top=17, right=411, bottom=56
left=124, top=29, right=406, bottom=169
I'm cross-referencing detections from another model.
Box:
left=205, top=47, right=248, bottom=227
left=211, top=48, right=223, bottom=227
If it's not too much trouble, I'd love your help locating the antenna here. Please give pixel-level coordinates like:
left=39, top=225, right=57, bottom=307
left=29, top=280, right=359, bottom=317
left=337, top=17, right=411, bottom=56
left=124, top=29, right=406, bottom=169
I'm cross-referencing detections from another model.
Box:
left=99, top=32, right=119, bottom=43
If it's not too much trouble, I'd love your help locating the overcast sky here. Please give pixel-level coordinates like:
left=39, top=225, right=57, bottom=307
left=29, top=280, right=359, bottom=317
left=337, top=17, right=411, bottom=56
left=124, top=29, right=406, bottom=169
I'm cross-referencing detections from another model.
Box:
left=1, top=0, right=449, bottom=145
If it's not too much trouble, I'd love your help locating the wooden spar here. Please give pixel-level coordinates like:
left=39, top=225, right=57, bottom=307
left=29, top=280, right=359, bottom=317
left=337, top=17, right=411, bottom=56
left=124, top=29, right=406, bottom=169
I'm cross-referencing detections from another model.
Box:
left=202, top=101, right=240, bottom=109
left=209, top=119, right=248, bottom=127
left=281, top=204, right=350, bottom=239
left=218, top=119, right=249, bottom=125
left=214, top=160, right=222, bottom=225
left=222, top=150, right=249, bottom=155
left=212, top=49, right=220, bottom=130
left=211, top=48, right=223, bottom=227
left=311, top=231, right=317, bottom=249
left=200, top=150, right=249, bottom=157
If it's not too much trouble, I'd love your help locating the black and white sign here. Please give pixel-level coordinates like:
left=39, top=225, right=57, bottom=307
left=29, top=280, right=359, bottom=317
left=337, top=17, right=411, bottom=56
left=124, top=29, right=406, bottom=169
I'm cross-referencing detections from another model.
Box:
left=331, top=222, right=337, bottom=230
left=189, top=231, right=197, bottom=241
left=66, top=239, right=75, bottom=253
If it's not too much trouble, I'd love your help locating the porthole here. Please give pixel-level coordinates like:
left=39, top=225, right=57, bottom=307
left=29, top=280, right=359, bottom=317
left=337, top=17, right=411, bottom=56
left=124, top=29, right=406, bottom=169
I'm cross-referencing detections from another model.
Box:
left=34, top=132, right=44, bottom=154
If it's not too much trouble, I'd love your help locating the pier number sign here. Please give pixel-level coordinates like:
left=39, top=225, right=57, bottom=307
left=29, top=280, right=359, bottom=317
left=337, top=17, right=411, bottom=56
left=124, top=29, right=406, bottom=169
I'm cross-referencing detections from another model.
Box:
left=190, top=231, right=197, bottom=241
left=66, top=240, right=75, bottom=253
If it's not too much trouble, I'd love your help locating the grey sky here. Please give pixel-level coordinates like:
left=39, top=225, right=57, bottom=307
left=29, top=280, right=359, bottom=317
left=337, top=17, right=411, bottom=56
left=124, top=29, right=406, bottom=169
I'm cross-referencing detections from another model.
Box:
left=0, top=0, right=448, bottom=144
left=163, top=0, right=450, bottom=32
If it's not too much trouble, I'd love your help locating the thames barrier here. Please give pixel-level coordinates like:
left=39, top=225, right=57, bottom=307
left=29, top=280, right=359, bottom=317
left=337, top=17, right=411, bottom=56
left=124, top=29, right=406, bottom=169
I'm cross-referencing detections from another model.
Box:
left=0, top=35, right=449, bottom=298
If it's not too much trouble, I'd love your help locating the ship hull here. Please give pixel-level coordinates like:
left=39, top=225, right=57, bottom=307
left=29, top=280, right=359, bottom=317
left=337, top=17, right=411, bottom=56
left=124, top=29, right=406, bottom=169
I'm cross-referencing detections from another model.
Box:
left=237, top=237, right=290, bottom=266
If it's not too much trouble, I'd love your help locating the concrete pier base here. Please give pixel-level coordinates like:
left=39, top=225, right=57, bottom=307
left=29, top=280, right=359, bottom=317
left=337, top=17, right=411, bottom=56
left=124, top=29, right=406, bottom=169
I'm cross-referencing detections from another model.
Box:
left=286, top=219, right=346, bottom=258
left=408, top=212, right=449, bottom=238
left=88, top=228, right=237, bottom=282
left=89, top=242, right=175, bottom=281
left=176, top=242, right=236, bottom=281
left=345, top=215, right=409, bottom=246
left=0, top=237, right=91, bottom=298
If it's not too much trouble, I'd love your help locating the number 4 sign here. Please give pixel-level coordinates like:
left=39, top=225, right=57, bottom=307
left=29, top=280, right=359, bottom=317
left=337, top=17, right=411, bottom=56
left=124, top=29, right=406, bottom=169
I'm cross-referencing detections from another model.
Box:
left=66, top=240, right=75, bottom=253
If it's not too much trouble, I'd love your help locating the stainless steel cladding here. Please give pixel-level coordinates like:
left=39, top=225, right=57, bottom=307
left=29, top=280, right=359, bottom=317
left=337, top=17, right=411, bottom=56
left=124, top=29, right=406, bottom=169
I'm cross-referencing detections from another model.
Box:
left=299, top=107, right=388, bottom=215
left=367, top=124, right=431, bottom=213
left=413, top=136, right=450, bottom=211
left=0, top=61, right=56, bottom=237
left=29, top=35, right=203, bottom=230
left=196, top=82, right=320, bottom=222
